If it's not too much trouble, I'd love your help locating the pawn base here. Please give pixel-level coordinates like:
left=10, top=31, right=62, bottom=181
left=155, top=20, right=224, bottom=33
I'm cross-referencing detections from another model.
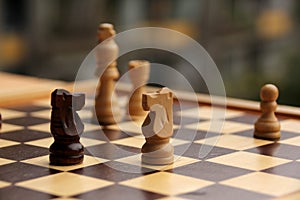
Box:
left=141, top=142, right=174, bottom=165
left=49, top=154, right=84, bottom=166
left=49, top=140, right=84, bottom=166
left=142, top=154, right=174, bottom=165
left=96, top=114, right=121, bottom=126
left=254, top=131, right=281, bottom=141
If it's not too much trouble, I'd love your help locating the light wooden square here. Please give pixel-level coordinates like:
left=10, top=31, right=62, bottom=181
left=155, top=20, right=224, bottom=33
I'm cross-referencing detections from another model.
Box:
left=0, top=123, right=23, bottom=133
left=106, top=121, right=142, bottom=134
left=220, top=172, right=300, bottom=196
left=271, top=192, right=300, bottom=200
left=185, top=120, right=252, bottom=134
left=195, top=135, right=273, bottom=150
left=178, top=106, right=244, bottom=120
left=16, top=172, right=113, bottom=196
left=0, top=180, right=11, bottom=188
left=279, top=136, right=300, bottom=147
left=25, top=137, right=52, bottom=148
left=0, top=109, right=26, bottom=120
left=116, top=154, right=199, bottom=171
left=111, top=136, right=144, bottom=148
left=0, top=158, right=15, bottom=166
left=28, top=123, right=50, bottom=132
left=78, top=109, right=93, bottom=120
left=281, top=119, right=300, bottom=134
left=83, top=123, right=102, bottom=132
left=0, top=139, right=20, bottom=148
left=207, top=151, right=290, bottom=170
left=120, top=171, right=213, bottom=196
left=84, top=99, right=95, bottom=107
left=30, top=110, right=51, bottom=119
left=22, top=155, right=108, bottom=171
left=25, top=137, right=105, bottom=148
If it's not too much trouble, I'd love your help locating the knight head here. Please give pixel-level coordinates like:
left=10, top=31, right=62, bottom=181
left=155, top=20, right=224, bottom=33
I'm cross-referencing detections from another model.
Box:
left=51, top=89, right=85, bottom=110
left=142, top=87, right=173, bottom=111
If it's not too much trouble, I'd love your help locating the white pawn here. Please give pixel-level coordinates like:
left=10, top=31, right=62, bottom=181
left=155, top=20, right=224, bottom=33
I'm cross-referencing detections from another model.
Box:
left=94, top=23, right=121, bottom=125
left=254, top=84, right=281, bottom=140
left=128, top=60, right=150, bottom=122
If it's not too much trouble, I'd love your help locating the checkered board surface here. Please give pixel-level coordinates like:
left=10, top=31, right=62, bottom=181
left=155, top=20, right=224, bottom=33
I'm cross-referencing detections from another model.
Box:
left=1, top=94, right=300, bottom=200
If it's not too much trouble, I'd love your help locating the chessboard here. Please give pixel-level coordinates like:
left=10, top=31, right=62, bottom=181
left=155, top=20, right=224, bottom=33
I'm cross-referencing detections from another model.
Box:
left=0, top=72, right=67, bottom=107
left=1, top=82, right=300, bottom=200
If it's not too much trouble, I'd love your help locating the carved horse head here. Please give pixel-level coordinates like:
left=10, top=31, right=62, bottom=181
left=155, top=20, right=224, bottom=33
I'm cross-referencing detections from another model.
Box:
left=142, top=87, right=173, bottom=138
left=51, top=89, right=85, bottom=137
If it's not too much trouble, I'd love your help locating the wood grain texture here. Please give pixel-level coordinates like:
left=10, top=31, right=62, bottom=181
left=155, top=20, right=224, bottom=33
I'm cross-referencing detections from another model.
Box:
left=0, top=72, right=67, bottom=106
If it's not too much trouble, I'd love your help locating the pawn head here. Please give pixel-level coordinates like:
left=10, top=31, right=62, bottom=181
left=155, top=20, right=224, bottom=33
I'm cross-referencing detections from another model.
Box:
left=97, top=23, right=115, bottom=42
left=260, top=84, right=279, bottom=102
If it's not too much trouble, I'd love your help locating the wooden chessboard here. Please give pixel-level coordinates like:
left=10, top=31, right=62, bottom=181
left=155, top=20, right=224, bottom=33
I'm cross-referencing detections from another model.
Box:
left=0, top=72, right=67, bottom=106
left=1, top=80, right=300, bottom=200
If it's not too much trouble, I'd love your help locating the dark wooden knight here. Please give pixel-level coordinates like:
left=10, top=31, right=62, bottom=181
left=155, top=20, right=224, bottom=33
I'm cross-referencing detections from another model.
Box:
left=49, top=89, right=85, bottom=165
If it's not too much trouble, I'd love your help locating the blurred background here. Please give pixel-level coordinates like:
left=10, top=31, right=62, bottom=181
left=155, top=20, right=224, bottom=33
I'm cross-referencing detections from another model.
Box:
left=0, top=0, right=299, bottom=105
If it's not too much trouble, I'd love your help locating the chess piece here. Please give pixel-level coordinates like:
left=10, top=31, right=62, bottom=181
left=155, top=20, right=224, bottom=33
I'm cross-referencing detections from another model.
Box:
left=128, top=60, right=150, bottom=121
left=95, top=23, right=121, bottom=125
left=49, top=89, right=85, bottom=165
left=141, top=87, right=174, bottom=165
left=254, top=84, right=281, bottom=140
